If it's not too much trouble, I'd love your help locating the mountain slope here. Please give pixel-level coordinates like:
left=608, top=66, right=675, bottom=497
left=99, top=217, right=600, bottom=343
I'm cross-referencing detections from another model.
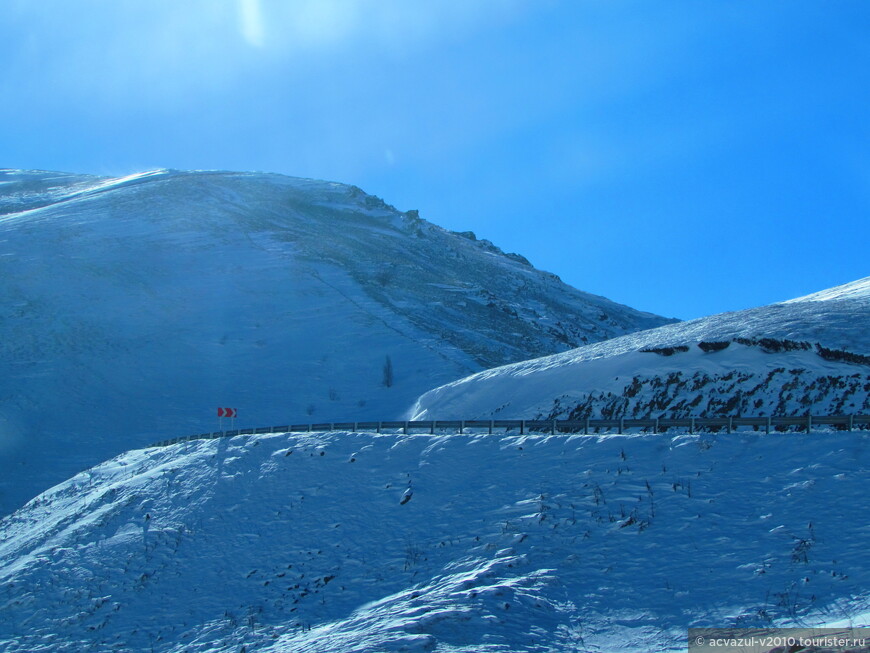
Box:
left=410, top=277, right=870, bottom=421
left=0, top=168, right=673, bottom=515
left=1, top=429, right=867, bottom=652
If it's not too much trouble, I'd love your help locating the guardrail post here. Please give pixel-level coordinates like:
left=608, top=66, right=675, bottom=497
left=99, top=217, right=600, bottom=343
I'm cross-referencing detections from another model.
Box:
left=619, top=418, right=624, bottom=433
left=584, top=418, right=589, bottom=435
left=489, top=420, right=494, bottom=435
left=727, top=417, right=733, bottom=434
left=654, top=417, right=660, bottom=433
left=807, top=414, right=812, bottom=433
left=353, top=422, right=358, bottom=432
left=403, top=421, right=409, bottom=434
left=459, top=420, right=465, bottom=434
left=552, top=420, right=557, bottom=434
left=848, top=415, right=854, bottom=432
left=766, top=416, right=771, bottom=434
left=520, top=420, right=525, bottom=435
left=689, top=417, right=695, bottom=435
left=377, top=421, right=382, bottom=433
left=430, top=421, right=435, bottom=434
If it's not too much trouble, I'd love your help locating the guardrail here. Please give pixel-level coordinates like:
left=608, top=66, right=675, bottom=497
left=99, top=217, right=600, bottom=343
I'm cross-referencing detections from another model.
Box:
left=149, top=414, right=870, bottom=447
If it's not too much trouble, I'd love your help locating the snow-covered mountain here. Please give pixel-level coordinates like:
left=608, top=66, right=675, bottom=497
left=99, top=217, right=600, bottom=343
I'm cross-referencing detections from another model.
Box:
left=410, top=277, right=870, bottom=421
left=1, top=429, right=867, bottom=652
left=0, top=168, right=672, bottom=515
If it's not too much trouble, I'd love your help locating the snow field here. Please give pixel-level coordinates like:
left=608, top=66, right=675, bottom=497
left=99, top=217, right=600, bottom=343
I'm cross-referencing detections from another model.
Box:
left=411, top=280, right=870, bottom=422
left=411, top=343, right=870, bottom=421
left=1, top=428, right=868, bottom=652
left=0, top=168, right=672, bottom=517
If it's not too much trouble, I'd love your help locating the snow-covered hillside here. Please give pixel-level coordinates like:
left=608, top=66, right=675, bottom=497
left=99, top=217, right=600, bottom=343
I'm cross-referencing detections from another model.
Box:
left=1, top=429, right=867, bottom=652
left=410, top=278, right=870, bottom=421
left=0, top=168, right=672, bottom=515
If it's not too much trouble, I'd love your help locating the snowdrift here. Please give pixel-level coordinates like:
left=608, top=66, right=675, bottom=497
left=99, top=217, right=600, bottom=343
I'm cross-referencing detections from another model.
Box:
left=0, top=429, right=867, bottom=652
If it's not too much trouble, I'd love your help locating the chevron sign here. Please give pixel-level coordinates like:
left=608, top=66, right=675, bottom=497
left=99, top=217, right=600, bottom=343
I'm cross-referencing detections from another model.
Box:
left=217, top=407, right=237, bottom=418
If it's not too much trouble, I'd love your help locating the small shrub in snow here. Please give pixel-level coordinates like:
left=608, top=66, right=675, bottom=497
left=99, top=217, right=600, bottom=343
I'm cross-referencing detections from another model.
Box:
left=815, top=343, right=870, bottom=366
left=382, top=356, right=394, bottom=388
left=734, top=337, right=812, bottom=353
left=639, top=346, right=689, bottom=356
left=698, top=341, right=731, bottom=353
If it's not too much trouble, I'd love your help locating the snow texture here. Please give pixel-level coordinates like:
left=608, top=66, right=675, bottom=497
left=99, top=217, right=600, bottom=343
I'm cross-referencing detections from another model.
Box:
left=0, top=168, right=673, bottom=515
left=411, top=278, right=870, bottom=422
left=1, top=429, right=868, bottom=652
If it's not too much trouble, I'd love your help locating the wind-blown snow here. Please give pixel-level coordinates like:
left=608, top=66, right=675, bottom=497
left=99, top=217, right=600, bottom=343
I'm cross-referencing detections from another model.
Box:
left=784, top=277, right=870, bottom=303
left=0, top=429, right=867, bottom=652
left=410, top=277, right=870, bottom=421
left=0, top=168, right=673, bottom=516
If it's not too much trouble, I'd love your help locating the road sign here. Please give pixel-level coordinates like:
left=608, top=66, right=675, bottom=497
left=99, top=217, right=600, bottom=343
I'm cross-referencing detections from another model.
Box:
left=217, top=407, right=237, bottom=418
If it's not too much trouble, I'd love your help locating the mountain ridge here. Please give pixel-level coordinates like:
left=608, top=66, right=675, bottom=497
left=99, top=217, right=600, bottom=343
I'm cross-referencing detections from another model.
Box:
left=0, top=167, right=673, bottom=515
left=410, top=277, right=870, bottom=421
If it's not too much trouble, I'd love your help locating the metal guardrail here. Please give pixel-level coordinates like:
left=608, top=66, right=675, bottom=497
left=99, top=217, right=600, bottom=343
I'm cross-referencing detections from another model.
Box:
left=149, top=414, right=870, bottom=448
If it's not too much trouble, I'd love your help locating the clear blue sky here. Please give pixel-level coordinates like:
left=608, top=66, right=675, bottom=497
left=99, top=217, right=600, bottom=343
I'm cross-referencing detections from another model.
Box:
left=2, top=1, right=868, bottom=319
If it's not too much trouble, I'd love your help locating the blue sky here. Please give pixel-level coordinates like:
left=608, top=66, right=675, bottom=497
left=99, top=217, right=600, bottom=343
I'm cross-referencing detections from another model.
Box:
left=2, top=1, right=868, bottom=319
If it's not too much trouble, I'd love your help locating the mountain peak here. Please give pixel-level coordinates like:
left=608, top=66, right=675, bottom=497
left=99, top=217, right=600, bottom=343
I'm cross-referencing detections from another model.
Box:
left=0, top=167, right=673, bottom=515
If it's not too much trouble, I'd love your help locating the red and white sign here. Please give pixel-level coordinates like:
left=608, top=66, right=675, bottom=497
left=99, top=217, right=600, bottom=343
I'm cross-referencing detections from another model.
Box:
left=217, top=407, right=237, bottom=418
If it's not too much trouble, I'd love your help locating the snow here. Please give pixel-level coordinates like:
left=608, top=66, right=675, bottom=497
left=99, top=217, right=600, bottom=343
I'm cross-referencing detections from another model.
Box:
left=783, top=276, right=870, bottom=303
left=1, top=428, right=867, bottom=652
left=0, top=168, right=672, bottom=516
left=2, top=168, right=868, bottom=650
left=410, top=278, right=870, bottom=421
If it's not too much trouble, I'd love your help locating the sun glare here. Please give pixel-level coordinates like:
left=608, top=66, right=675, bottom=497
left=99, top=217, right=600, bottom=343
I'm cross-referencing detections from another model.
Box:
left=239, top=0, right=265, bottom=48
